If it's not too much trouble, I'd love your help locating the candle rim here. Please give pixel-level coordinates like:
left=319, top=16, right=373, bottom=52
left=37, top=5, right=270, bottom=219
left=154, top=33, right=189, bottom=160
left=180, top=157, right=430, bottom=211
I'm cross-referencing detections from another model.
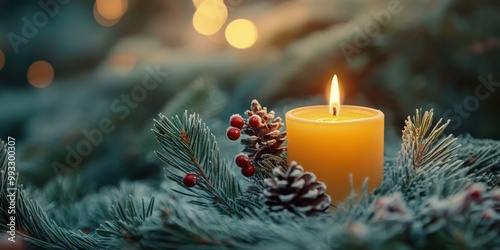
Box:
left=285, top=105, right=384, bottom=124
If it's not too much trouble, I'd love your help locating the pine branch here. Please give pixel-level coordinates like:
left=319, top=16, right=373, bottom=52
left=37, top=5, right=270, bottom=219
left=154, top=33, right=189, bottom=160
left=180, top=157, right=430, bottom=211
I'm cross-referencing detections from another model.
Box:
left=329, top=183, right=500, bottom=249
left=401, top=109, right=460, bottom=170
left=137, top=197, right=320, bottom=250
left=152, top=112, right=256, bottom=217
left=0, top=140, right=103, bottom=250
left=95, top=197, right=155, bottom=248
left=179, top=129, right=227, bottom=208
left=379, top=109, right=465, bottom=201
left=144, top=202, right=241, bottom=249
left=459, top=135, right=500, bottom=189
left=14, top=192, right=104, bottom=250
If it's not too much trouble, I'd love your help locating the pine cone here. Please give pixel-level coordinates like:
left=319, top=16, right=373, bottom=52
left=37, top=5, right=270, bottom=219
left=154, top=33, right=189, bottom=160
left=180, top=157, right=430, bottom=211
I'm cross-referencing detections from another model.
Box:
left=241, top=99, right=286, bottom=162
left=264, top=161, right=331, bottom=214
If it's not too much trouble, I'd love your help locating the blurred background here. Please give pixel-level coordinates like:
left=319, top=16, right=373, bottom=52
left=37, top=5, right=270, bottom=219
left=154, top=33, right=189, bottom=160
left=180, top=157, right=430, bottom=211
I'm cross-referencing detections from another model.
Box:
left=0, top=0, right=499, bottom=189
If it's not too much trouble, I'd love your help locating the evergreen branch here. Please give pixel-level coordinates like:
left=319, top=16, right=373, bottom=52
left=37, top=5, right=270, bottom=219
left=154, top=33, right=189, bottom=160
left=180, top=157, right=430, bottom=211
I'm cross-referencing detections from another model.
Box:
left=459, top=135, right=500, bottom=189
left=15, top=192, right=104, bottom=250
left=95, top=197, right=155, bottom=248
left=152, top=112, right=253, bottom=217
left=137, top=198, right=319, bottom=250
left=380, top=109, right=462, bottom=196
left=401, top=109, right=460, bottom=170
left=0, top=140, right=103, bottom=250
left=179, top=129, right=228, bottom=212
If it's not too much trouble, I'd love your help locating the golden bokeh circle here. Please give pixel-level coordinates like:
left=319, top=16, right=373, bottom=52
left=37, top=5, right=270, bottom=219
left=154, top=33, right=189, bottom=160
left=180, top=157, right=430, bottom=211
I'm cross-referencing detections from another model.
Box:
left=27, top=60, right=54, bottom=88
left=225, top=19, right=258, bottom=49
left=192, top=0, right=227, bottom=36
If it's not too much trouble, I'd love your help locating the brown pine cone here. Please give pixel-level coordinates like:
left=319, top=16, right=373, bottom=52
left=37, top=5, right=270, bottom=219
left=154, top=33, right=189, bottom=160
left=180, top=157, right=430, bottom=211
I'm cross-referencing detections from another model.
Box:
left=241, top=99, right=286, bottom=162
left=264, top=161, right=331, bottom=214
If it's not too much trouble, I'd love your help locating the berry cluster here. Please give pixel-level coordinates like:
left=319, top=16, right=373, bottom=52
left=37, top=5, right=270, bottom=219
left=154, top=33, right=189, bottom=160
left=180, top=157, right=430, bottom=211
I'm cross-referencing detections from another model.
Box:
left=226, top=100, right=287, bottom=178
left=235, top=153, right=256, bottom=177
left=226, top=114, right=262, bottom=141
left=227, top=114, right=258, bottom=177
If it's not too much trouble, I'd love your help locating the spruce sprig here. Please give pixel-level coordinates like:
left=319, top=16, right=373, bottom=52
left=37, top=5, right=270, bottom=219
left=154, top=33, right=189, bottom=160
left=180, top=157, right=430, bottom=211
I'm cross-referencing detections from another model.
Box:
left=152, top=111, right=252, bottom=217
left=0, top=141, right=102, bottom=250
left=96, top=197, right=155, bottom=247
left=381, top=109, right=463, bottom=197
left=401, top=109, right=460, bottom=170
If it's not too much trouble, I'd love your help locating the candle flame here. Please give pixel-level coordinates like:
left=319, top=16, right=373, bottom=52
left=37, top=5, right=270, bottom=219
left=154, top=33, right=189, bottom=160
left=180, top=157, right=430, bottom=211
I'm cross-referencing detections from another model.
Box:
left=329, top=75, right=340, bottom=116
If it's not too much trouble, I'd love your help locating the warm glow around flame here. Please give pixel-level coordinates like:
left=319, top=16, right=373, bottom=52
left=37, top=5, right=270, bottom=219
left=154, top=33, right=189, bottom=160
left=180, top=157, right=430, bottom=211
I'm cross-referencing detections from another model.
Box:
left=329, top=75, right=340, bottom=116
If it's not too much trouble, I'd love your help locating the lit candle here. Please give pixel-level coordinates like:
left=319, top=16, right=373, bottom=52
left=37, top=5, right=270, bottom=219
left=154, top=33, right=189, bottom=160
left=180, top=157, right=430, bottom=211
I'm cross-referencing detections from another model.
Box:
left=285, top=75, right=384, bottom=203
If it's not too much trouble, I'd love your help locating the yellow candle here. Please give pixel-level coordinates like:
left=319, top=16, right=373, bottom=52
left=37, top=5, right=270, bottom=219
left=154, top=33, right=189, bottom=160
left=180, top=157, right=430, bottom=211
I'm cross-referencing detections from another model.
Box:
left=285, top=75, right=384, bottom=204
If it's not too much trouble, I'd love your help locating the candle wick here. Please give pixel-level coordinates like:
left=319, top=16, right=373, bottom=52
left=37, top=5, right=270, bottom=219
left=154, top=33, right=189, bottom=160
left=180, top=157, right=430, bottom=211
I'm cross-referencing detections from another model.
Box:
left=332, top=107, right=337, bottom=117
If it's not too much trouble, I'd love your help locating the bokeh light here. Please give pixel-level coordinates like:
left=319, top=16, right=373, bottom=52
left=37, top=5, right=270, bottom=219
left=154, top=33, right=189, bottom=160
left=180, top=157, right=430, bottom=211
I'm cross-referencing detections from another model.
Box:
left=94, top=2, right=121, bottom=27
left=27, top=60, right=54, bottom=88
left=192, top=0, right=227, bottom=36
left=95, top=0, right=128, bottom=20
left=225, top=19, right=258, bottom=49
left=108, top=54, right=136, bottom=75
left=94, top=0, right=127, bottom=27
left=0, top=50, right=5, bottom=71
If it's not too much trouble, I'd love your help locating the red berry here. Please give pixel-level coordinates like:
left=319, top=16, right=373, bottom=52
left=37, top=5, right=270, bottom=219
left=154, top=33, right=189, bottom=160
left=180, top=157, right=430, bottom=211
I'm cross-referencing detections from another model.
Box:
left=248, top=115, right=261, bottom=128
left=183, top=173, right=198, bottom=187
left=466, top=184, right=484, bottom=203
left=235, top=154, right=250, bottom=168
left=469, top=189, right=483, bottom=202
left=229, top=115, right=244, bottom=129
left=242, top=164, right=255, bottom=177
left=226, top=127, right=241, bottom=140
